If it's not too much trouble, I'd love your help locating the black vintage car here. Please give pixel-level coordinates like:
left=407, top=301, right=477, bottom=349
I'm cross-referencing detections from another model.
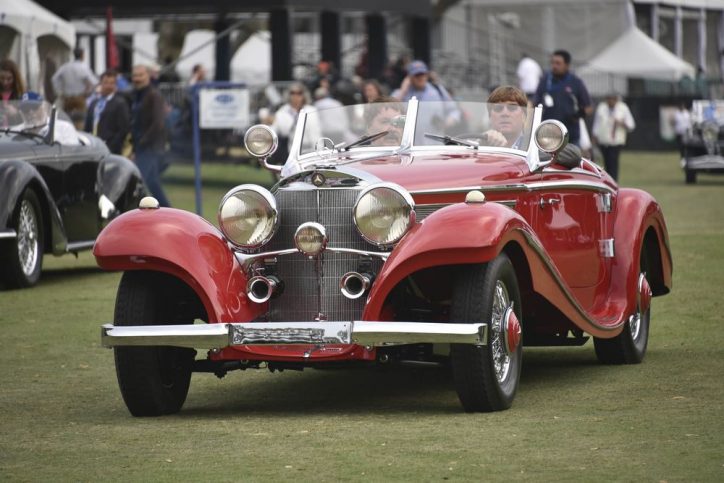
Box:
left=0, top=101, right=145, bottom=288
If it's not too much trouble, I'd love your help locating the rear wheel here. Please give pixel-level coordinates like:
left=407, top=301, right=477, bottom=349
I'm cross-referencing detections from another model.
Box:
left=113, top=271, right=196, bottom=416
left=1, top=189, right=44, bottom=288
left=685, top=169, right=697, bottom=184
left=594, top=248, right=651, bottom=364
left=450, top=254, right=523, bottom=412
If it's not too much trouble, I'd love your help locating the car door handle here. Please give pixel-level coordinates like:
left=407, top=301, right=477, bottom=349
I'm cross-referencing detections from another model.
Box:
left=539, top=197, right=561, bottom=208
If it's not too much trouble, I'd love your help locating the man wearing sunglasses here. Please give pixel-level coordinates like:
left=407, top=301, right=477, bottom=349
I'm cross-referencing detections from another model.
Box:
left=482, top=86, right=529, bottom=149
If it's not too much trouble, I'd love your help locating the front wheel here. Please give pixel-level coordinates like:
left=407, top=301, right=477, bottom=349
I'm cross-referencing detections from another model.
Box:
left=113, top=271, right=196, bottom=416
left=1, top=189, right=44, bottom=288
left=450, top=254, right=523, bottom=412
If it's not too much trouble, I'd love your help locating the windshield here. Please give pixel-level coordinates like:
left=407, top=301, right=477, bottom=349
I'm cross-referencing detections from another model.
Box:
left=299, top=101, right=408, bottom=155
left=1, top=100, right=82, bottom=145
left=297, top=100, right=533, bottom=157
left=415, top=101, right=533, bottom=151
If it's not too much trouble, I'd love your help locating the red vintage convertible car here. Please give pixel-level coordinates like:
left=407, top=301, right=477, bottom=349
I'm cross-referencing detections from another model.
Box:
left=96, top=98, right=672, bottom=416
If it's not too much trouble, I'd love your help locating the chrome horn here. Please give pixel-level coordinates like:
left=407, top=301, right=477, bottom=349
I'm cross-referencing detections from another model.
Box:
left=340, top=272, right=373, bottom=300
left=247, top=275, right=282, bottom=304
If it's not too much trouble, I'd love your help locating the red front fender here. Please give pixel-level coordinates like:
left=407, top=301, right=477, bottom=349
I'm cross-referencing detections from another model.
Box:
left=93, top=208, right=261, bottom=323
left=363, top=202, right=528, bottom=319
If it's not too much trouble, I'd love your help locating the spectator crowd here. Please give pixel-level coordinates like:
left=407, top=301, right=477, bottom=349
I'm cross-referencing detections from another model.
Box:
left=1, top=44, right=670, bottom=190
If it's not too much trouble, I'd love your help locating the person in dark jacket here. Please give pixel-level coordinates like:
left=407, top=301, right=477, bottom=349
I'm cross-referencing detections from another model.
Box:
left=534, top=49, right=592, bottom=146
left=84, top=70, right=130, bottom=154
left=130, top=64, right=170, bottom=207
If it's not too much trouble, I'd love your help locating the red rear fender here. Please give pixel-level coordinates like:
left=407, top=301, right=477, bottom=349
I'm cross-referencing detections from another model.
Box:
left=93, top=208, right=260, bottom=323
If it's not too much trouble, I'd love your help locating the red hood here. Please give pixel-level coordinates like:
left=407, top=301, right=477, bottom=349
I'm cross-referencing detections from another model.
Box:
left=344, top=152, right=530, bottom=192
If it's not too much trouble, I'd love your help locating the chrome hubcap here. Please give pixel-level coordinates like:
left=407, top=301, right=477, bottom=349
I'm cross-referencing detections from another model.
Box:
left=629, top=313, right=641, bottom=340
left=17, top=199, right=39, bottom=276
left=490, top=280, right=512, bottom=383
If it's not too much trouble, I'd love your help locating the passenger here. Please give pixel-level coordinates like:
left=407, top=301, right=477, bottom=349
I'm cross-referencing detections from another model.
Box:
left=483, top=86, right=528, bottom=149
left=364, top=96, right=405, bottom=146
left=362, top=79, right=384, bottom=103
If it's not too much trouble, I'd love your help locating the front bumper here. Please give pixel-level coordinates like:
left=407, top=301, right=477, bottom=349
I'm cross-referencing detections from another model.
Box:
left=101, top=321, right=487, bottom=349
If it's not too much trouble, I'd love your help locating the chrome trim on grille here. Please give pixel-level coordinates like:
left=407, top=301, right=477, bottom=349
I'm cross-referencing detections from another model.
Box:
left=101, top=321, right=488, bottom=348
left=263, top=187, right=387, bottom=322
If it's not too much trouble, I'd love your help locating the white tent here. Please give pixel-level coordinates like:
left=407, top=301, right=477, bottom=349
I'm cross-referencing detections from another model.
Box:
left=580, top=26, right=696, bottom=82
left=231, top=31, right=271, bottom=86
left=175, top=30, right=216, bottom=81
left=0, top=0, right=75, bottom=94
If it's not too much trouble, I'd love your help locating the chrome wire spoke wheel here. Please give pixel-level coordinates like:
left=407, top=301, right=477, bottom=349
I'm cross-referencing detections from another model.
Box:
left=629, top=313, right=641, bottom=341
left=450, top=254, right=522, bottom=412
left=490, top=280, right=512, bottom=383
left=17, top=199, right=39, bottom=276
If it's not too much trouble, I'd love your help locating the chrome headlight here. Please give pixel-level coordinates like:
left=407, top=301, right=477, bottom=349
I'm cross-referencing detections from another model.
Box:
left=534, top=120, right=568, bottom=153
left=353, top=183, right=415, bottom=247
left=218, top=185, right=278, bottom=248
left=244, top=124, right=278, bottom=158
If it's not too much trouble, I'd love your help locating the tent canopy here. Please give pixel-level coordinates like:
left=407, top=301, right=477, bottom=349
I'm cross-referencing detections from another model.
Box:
left=580, top=26, right=696, bottom=81
left=0, top=0, right=75, bottom=47
left=0, top=0, right=75, bottom=93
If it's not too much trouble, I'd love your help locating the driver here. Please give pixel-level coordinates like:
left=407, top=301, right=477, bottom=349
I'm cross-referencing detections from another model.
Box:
left=364, top=96, right=405, bottom=146
left=17, top=92, right=80, bottom=145
left=482, top=86, right=528, bottom=149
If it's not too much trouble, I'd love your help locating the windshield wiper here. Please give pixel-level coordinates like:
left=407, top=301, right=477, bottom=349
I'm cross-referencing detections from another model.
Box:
left=337, top=130, right=389, bottom=151
left=2, top=126, right=47, bottom=142
left=424, top=132, right=478, bottom=148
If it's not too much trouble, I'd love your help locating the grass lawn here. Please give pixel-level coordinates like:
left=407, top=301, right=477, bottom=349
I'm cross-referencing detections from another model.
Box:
left=0, top=153, right=722, bottom=481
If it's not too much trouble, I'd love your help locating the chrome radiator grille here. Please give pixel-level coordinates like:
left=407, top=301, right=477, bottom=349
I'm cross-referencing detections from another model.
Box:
left=266, top=187, right=384, bottom=322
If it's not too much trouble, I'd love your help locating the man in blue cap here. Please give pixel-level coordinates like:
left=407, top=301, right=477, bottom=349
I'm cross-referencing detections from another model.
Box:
left=392, top=60, right=454, bottom=103
left=391, top=60, right=459, bottom=133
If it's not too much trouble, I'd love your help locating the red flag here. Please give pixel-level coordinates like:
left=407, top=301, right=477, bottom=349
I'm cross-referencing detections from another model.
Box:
left=106, top=6, right=119, bottom=70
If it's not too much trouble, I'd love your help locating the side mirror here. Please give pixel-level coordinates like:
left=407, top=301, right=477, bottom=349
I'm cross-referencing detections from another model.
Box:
left=244, top=124, right=281, bottom=173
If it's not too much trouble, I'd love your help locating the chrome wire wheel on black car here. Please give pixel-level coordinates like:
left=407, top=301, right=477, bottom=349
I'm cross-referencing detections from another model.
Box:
left=594, top=248, right=652, bottom=364
left=1, top=189, right=44, bottom=288
left=113, top=271, right=196, bottom=416
left=450, top=254, right=523, bottom=412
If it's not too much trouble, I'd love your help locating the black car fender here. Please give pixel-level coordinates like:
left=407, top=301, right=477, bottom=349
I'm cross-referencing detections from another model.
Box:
left=0, top=159, right=68, bottom=254
left=97, top=154, right=146, bottom=213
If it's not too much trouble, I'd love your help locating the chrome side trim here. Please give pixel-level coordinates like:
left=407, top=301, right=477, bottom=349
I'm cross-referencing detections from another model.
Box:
left=0, top=229, right=17, bottom=240
left=519, top=229, right=621, bottom=331
left=599, top=239, right=615, bottom=258
left=597, top=193, right=613, bottom=213
left=101, top=321, right=488, bottom=349
left=410, top=180, right=615, bottom=196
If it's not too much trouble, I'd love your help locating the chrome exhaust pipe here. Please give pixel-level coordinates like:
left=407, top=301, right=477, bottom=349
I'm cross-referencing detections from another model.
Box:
left=247, top=275, right=281, bottom=304
left=340, top=272, right=373, bottom=300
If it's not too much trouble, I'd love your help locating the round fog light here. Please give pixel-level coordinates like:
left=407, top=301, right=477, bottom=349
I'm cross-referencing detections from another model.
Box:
left=294, top=222, right=327, bottom=257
